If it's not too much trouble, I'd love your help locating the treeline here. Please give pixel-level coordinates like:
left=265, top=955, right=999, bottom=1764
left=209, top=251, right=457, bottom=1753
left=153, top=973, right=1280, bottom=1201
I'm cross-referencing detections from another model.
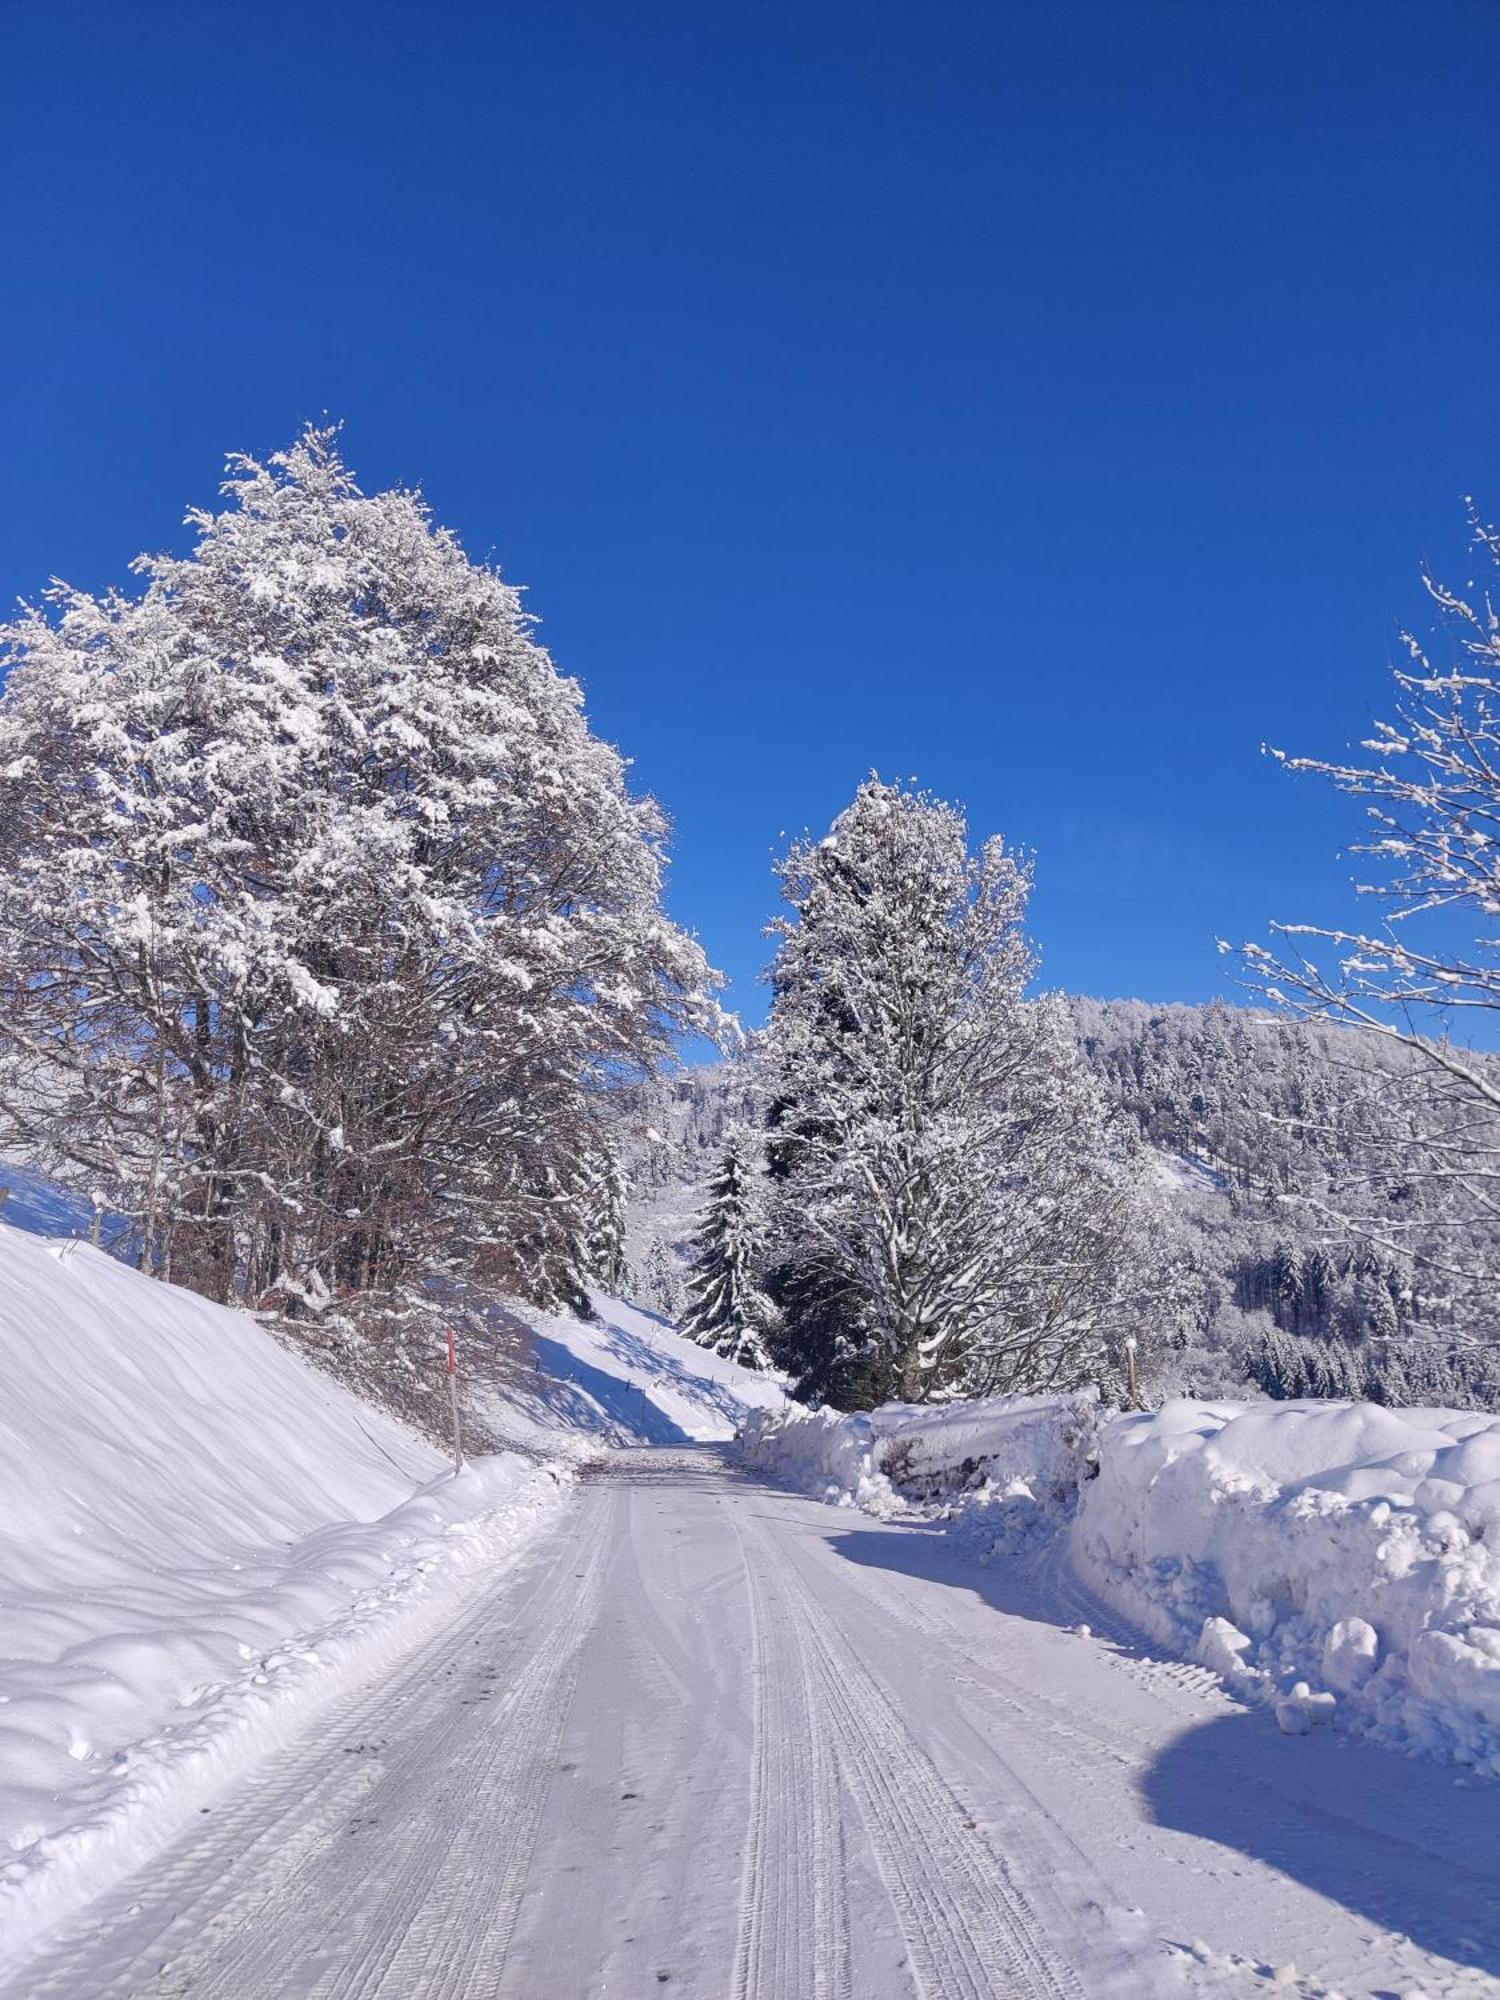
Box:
left=1065, top=997, right=1500, bottom=1407
left=655, top=987, right=1500, bottom=1410
left=1244, top=1326, right=1500, bottom=1410
left=0, top=432, right=711, bottom=1348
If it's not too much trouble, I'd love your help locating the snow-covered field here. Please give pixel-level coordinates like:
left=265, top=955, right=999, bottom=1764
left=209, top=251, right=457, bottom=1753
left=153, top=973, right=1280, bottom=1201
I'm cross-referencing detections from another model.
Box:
left=741, top=1389, right=1500, bottom=1775
left=0, top=1224, right=568, bottom=1972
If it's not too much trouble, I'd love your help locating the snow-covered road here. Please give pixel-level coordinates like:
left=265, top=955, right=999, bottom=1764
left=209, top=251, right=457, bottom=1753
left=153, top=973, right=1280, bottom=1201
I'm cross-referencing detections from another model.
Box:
left=9, top=1448, right=1500, bottom=1999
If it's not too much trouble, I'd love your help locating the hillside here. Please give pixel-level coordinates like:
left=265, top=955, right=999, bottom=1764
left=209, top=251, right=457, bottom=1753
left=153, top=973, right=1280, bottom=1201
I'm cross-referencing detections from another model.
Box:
left=627, top=998, right=1500, bottom=1411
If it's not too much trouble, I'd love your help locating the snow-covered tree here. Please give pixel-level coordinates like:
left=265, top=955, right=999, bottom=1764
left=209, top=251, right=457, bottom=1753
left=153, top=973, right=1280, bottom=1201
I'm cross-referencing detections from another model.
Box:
left=634, top=1237, right=686, bottom=1321
left=576, top=1140, right=630, bottom=1296
left=680, top=1128, right=774, bottom=1369
left=761, top=777, right=1157, bottom=1406
left=0, top=429, right=718, bottom=1329
left=1241, top=507, right=1500, bottom=1340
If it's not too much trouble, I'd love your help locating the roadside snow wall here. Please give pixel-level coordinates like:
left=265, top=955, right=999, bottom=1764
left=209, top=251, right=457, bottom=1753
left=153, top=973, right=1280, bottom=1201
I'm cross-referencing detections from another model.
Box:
left=740, top=1391, right=1500, bottom=1774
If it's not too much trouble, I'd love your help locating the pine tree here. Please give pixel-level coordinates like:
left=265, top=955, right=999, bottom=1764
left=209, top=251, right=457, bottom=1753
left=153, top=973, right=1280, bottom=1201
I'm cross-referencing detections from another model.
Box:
left=636, top=1237, right=684, bottom=1321
left=573, top=1138, right=629, bottom=1295
left=680, top=1130, right=774, bottom=1370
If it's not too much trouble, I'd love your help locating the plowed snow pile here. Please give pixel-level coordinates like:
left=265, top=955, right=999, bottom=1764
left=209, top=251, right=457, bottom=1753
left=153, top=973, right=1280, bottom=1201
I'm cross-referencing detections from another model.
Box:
left=738, top=1393, right=1091, bottom=1516
left=0, top=1225, right=567, bottom=1964
left=741, top=1390, right=1500, bottom=1773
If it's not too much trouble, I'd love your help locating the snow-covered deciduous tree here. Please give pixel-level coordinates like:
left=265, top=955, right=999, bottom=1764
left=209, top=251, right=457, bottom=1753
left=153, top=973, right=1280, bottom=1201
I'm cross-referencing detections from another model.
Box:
left=1241, top=509, right=1500, bottom=1340
left=680, top=1128, right=774, bottom=1369
left=0, top=429, right=717, bottom=1333
left=761, top=777, right=1157, bottom=1406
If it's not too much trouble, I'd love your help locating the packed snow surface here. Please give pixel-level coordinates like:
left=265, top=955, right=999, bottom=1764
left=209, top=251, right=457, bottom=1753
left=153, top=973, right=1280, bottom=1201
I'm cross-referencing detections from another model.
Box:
left=10, top=1445, right=1500, bottom=1998
left=0, top=1225, right=567, bottom=1969
left=742, top=1389, right=1500, bottom=1772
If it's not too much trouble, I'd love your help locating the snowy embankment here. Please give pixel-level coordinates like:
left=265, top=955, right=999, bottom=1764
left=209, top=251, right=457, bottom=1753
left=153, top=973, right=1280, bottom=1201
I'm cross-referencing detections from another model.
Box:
left=740, top=1390, right=1500, bottom=1774
left=0, top=1225, right=568, bottom=1971
left=492, top=1292, right=791, bottom=1445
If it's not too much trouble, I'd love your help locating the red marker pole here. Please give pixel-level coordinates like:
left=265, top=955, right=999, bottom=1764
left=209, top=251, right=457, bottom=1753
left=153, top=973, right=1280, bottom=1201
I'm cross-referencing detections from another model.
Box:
left=446, top=1327, right=464, bottom=1474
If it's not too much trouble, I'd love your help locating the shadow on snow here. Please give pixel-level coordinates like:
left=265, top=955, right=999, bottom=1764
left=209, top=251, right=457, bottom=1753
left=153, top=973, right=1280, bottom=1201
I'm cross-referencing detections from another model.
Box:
left=527, top=1333, right=695, bottom=1445
left=819, top=1513, right=1500, bottom=1983
left=1144, top=1711, right=1500, bottom=1982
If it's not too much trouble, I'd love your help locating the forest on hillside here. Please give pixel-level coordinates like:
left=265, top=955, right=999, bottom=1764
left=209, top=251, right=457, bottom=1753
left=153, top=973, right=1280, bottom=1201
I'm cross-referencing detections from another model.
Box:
left=630, top=995, right=1500, bottom=1411
left=2, top=431, right=1499, bottom=1413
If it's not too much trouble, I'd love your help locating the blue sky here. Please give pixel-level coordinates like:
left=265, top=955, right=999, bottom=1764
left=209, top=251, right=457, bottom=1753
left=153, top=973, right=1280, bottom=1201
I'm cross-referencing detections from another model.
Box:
left=4, top=2, right=1498, bottom=1028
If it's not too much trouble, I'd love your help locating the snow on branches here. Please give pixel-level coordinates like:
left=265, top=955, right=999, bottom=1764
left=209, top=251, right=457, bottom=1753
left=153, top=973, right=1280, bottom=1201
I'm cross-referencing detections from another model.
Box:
left=1243, top=507, right=1500, bottom=1332
left=0, top=428, right=718, bottom=1330
left=759, top=777, right=1163, bottom=1405
left=680, top=1127, right=775, bottom=1370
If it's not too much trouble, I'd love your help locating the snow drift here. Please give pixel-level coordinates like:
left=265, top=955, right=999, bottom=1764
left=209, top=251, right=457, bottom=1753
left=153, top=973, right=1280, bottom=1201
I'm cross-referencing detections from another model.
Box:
left=741, top=1390, right=1500, bottom=1774
left=1078, top=1397, right=1500, bottom=1770
left=0, top=1225, right=567, bottom=1966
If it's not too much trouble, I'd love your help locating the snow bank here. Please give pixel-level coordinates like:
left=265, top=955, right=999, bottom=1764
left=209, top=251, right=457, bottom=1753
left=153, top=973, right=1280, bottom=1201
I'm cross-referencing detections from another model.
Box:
left=737, top=1392, right=1097, bottom=1518
left=741, top=1390, right=1500, bottom=1773
left=0, top=1225, right=568, bottom=1966
left=1075, top=1397, right=1500, bottom=1772
left=737, top=1405, right=903, bottom=1511
left=501, top=1291, right=791, bottom=1445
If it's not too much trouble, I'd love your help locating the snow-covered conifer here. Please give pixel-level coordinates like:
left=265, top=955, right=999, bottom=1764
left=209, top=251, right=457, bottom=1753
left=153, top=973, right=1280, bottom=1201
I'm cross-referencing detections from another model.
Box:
left=577, top=1142, right=630, bottom=1296
left=680, top=1128, right=774, bottom=1369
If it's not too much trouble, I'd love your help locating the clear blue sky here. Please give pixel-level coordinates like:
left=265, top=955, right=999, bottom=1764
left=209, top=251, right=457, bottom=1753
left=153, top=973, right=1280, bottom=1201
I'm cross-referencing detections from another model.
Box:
left=4, top=2, right=1497, bottom=1028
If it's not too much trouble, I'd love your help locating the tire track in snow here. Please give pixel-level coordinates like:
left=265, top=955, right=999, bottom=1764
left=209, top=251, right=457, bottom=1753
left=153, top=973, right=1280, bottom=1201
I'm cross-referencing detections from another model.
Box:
left=306, top=1489, right=614, bottom=2000
left=818, top=1543, right=1159, bottom=1775
left=755, top=1516, right=1082, bottom=2000
left=7, top=1489, right=613, bottom=2000
left=776, top=1501, right=1500, bottom=1994
left=726, top=1499, right=851, bottom=2000
left=814, top=1527, right=1219, bottom=1779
